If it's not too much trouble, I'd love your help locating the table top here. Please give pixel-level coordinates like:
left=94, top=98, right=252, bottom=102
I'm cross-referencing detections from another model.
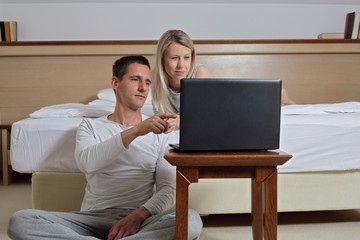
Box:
left=164, top=149, right=292, bottom=167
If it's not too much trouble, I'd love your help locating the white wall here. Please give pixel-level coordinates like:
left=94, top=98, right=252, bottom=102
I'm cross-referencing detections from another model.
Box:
left=1, top=2, right=360, bottom=41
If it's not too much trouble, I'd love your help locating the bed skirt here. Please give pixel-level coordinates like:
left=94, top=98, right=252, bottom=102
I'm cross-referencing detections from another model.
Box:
left=32, top=170, right=360, bottom=214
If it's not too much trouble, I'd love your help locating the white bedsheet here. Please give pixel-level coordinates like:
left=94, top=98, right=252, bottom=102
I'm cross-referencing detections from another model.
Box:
left=279, top=111, right=360, bottom=172
left=10, top=102, right=360, bottom=173
left=11, top=118, right=83, bottom=173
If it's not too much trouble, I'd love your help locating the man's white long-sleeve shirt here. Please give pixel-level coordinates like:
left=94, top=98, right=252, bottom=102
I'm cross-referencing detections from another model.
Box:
left=74, top=116, right=176, bottom=215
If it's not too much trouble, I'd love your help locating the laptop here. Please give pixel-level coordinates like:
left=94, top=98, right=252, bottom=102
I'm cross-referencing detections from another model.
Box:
left=170, top=78, right=282, bottom=151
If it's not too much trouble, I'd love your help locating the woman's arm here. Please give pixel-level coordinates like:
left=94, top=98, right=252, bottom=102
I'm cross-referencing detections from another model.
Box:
left=281, top=88, right=296, bottom=105
left=194, top=65, right=210, bottom=78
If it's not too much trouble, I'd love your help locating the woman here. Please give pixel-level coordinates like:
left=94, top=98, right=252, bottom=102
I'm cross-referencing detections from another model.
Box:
left=152, top=30, right=295, bottom=133
left=152, top=29, right=209, bottom=132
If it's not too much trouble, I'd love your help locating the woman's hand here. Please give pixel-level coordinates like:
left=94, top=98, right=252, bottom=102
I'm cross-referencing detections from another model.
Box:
left=164, top=113, right=180, bottom=133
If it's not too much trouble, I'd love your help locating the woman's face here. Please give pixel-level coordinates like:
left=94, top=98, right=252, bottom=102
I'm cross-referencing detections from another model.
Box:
left=163, top=42, right=192, bottom=92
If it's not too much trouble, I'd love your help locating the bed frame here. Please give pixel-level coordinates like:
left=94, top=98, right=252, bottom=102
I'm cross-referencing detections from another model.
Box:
left=1, top=39, right=360, bottom=213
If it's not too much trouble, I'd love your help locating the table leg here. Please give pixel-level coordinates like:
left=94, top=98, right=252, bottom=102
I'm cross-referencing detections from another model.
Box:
left=264, top=170, right=277, bottom=240
left=252, top=178, right=264, bottom=240
left=175, top=169, right=191, bottom=240
left=252, top=167, right=278, bottom=240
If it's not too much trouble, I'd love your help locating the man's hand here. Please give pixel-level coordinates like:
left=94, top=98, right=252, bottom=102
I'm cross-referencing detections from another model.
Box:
left=121, top=113, right=177, bottom=147
left=107, top=207, right=151, bottom=240
left=136, top=113, right=177, bottom=136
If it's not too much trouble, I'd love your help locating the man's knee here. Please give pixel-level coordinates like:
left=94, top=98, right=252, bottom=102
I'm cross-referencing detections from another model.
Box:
left=188, top=208, right=203, bottom=240
left=8, top=209, right=50, bottom=239
left=7, top=209, right=35, bottom=239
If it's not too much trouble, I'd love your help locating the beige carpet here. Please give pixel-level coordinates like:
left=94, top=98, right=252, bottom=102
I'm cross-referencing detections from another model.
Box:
left=200, top=211, right=360, bottom=240
left=0, top=175, right=32, bottom=240
left=1, top=176, right=360, bottom=240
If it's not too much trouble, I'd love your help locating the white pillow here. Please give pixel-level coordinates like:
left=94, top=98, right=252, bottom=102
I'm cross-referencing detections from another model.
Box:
left=30, top=103, right=113, bottom=118
left=97, top=88, right=116, bottom=102
left=88, top=99, right=116, bottom=107
left=97, top=88, right=152, bottom=104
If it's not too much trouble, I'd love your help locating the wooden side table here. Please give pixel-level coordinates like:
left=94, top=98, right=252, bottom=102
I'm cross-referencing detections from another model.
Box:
left=164, top=149, right=292, bottom=240
left=1, top=124, right=13, bottom=185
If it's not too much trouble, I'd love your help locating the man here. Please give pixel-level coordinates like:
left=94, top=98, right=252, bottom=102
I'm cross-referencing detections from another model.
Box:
left=7, top=56, right=203, bottom=240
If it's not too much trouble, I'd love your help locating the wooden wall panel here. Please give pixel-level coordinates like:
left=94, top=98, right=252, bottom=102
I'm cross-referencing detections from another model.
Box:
left=0, top=54, right=156, bottom=123
left=197, top=53, right=360, bottom=104
left=1, top=40, right=360, bottom=124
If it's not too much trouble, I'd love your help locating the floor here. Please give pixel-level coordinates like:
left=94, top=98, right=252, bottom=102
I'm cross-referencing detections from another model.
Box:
left=0, top=174, right=32, bottom=240
left=1, top=175, right=360, bottom=240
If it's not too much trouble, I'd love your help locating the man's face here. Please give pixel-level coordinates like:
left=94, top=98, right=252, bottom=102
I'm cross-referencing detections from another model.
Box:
left=112, top=63, right=151, bottom=111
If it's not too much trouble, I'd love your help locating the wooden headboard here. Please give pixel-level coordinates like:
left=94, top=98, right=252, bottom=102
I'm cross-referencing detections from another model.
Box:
left=1, top=39, right=360, bottom=124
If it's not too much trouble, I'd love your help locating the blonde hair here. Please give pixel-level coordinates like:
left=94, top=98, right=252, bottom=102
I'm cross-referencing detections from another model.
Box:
left=152, top=29, right=196, bottom=113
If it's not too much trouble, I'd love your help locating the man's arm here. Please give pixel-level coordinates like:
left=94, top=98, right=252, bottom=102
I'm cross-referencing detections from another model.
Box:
left=74, top=119, right=126, bottom=173
left=75, top=113, right=176, bottom=173
left=121, top=113, right=177, bottom=147
left=142, top=155, right=176, bottom=214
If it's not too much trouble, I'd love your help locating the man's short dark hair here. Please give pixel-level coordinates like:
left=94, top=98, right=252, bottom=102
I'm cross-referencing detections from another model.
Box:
left=112, top=56, right=151, bottom=81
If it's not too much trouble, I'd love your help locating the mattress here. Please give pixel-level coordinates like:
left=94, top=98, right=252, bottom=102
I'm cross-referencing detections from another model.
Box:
left=10, top=102, right=360, bottom=173
left=279, top=111, right=360, bottom=172
left=11, top=117, right=83, bottom=173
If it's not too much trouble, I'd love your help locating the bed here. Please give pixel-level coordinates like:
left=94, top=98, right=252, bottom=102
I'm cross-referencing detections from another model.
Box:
left=10, top=94, right=360, bottom=213
left=2, top=39, right=360, bottom=214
